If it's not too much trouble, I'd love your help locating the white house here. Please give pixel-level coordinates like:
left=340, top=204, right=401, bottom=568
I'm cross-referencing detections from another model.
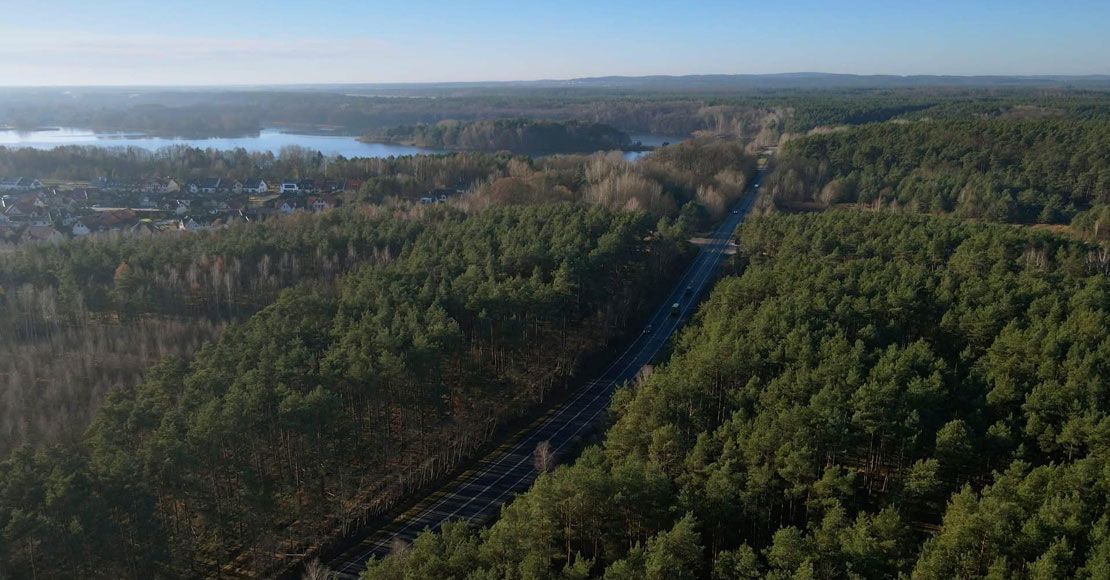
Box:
left=241, top=179, right=268, bottom=194
left=0, top=177, right=43, bottom=191
left=280, top=181, right=300, bottom=194
left=187, top=178, right=222, bottom=195
left=146, top=178, right=179, bottom=194
left=178, top=217, right=202, bottom=232
left=199, top=178, right=222, bottom=194
left=278, top=200, right=305, bottom=214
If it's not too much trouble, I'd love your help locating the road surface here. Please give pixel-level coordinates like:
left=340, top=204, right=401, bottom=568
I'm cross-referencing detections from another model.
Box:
left=328, top=170, right=765, bottom=577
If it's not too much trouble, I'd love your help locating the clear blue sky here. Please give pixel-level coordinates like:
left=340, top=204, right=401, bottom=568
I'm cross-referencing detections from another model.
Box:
left=1, top=0, right=1107, bottom=85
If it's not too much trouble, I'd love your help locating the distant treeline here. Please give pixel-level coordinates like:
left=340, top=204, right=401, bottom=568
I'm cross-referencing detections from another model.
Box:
left=0, top=143, right=316, bottom=182
left=1, top=103, right=261, bottom=138
left=5, top=86, right=1108, bottom=143
left=767, top=118, right=1110, bottom=225
left=774, top=89, right=1110, bottom=133
left=362, top=118, right=631, bottom=154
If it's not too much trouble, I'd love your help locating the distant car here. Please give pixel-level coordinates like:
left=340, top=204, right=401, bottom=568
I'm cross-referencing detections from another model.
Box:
left=685, top=285, right=693, bottom=295
left=755, top=184, right=760, bottom=188
left=643, top=324, right=653, bottom=333
left=732, top=209, right=739, bottom=214
left=670, top=303, right=681, bottom=317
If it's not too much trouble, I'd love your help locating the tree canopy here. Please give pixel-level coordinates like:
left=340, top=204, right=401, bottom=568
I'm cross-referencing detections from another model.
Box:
left=361, top=211, right=1108, bottom=579
left=0, top=202, right=695, bottom=577
left=767, top=119, right=1110, bottom=224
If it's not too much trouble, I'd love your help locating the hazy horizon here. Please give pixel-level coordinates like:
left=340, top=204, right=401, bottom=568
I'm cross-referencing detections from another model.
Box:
left=2, top=0, right=1107, bottom=86
left=3, top=71, right=1110, bottom=90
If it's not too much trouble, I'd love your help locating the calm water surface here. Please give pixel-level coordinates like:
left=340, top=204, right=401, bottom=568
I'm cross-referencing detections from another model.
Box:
left=623, top=134, right=686, bottom=161
left=0, top=127, right=443, bottom=158
left=0, top=127, right=684, bottom=161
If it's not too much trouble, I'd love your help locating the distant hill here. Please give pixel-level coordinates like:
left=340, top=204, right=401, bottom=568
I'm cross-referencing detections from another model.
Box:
left=3, top=73, right=1108, bottom=96
left=311, top=73, right=1110, bottom=94
left=549, top=72, right=1110, bottom=90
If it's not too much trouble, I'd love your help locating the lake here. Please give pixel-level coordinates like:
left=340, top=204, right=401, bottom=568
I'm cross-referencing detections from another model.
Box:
left=623, top=134, right=686, bottom=161
left=0, top=127, right=444, bottom=158
left=0, top=127, right=684, bottom=161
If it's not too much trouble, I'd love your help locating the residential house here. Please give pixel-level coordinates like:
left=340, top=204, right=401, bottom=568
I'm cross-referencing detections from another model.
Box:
left=187, top=178, right=222, bottom=194
left=3, top=200, right=46, bottom=222
left=92, top=177, right=131, bottom=191
left=0, top=177, right=44, bottom=191
left=84, top=209, right=139, bottom=233
left=225, top=210, right=250, bottom=225
left=307, top=195, right=338, bottom=212
left=241, top=178, right=268, bottom=194
left=58, top=211, right=79, bottom=227
left=152, top=219, right=180, bottom=232
left=68, top=190, right=91, bottom=205
left=297, top=179, right=317, bottom=194
left=178, top=217, right=202, bottom=232
left=145, top=178, right=179, bottom=194
left=277, top=199, right=303, bottom=214
left=72, top=221, right=91, bottom=236
left=21, top=225, right=63, bottom=243
left=318, top=179, right=344, bottom=193
left=427, top=188, right=455, bottom=203
left=159, top=178, right=180, bottom=194
left=279, top=180, right=300, bottom=194
left=199, top=178, right=222, bottom=194
left=47, top=193, right=78, bottom=213
left=28, top=213, right=52, bottom=227
left=130, top=221, right=158, bottom=236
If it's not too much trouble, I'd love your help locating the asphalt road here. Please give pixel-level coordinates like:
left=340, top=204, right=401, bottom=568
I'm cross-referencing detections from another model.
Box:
left=329, top=170, right=765, bottom=577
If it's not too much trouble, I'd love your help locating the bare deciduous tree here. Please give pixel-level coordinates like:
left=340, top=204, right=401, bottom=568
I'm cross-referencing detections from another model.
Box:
left=301, top=559, right=335, bottom=580
left=534, top=440, right=556, bottom=473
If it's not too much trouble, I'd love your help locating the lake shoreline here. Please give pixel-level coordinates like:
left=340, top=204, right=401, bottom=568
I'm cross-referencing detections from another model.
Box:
left=0, top=126, right=685, bottom=161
